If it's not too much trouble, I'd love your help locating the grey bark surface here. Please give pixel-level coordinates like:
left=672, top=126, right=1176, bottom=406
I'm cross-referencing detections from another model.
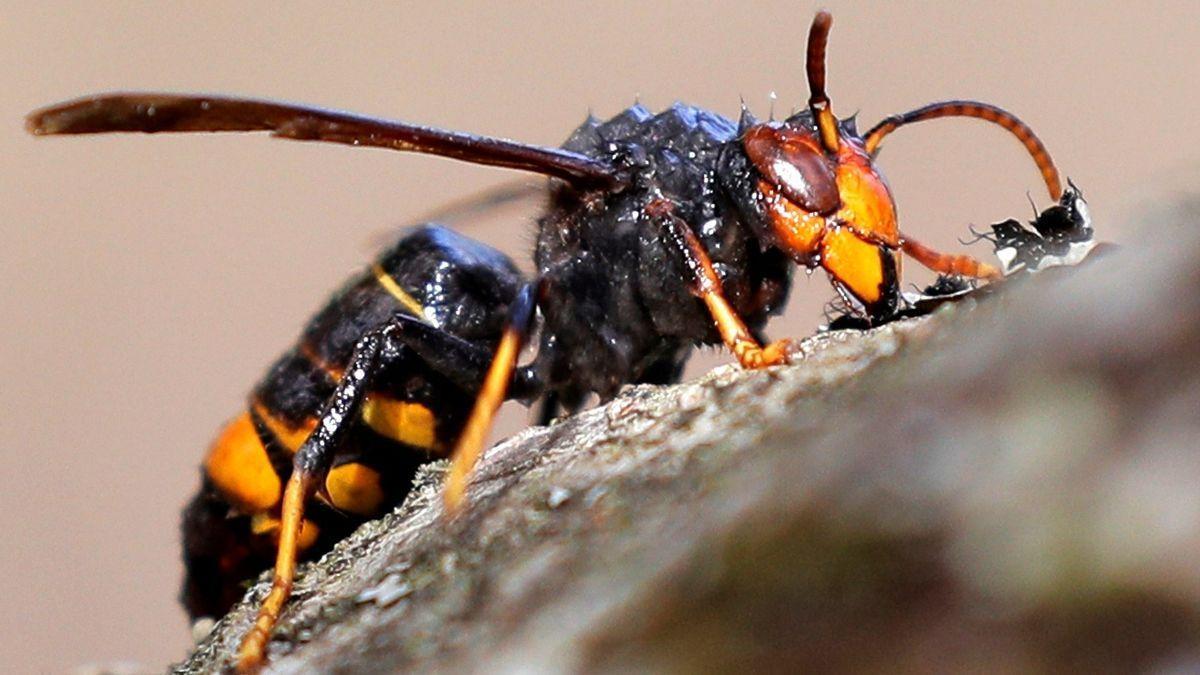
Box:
left=177, top=201, right=1200, bottom=674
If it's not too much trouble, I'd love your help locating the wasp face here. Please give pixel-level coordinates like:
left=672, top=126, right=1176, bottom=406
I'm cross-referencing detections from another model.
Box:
left=739, top=119, right=902, bottom=321
left=721, top=7, right=1063, bottom=325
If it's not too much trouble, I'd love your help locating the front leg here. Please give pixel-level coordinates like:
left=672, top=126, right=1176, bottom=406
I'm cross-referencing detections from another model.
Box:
left=648, top=199, right=791, bottom=369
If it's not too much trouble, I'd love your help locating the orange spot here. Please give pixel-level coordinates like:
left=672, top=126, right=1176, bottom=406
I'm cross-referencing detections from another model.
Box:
left=361, top=395, right=440, bottom=450
left=204, top=412, right=282, bottom=513
left=252, top=401, right=317, bottom=454
left=325, top=462, right=387, bottom=516
left=821, top=227, right=885, bottom=305
left=249, top=513, right=320, bottom=552
left=759, top=179, right=828, bottom=262
left=834, top=140, right=899, bottom=247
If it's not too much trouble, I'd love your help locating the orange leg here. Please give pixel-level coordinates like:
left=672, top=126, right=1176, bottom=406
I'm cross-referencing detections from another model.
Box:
left=443, top=283, right=539, bottom=514
left=703, top=291, right=792, bottom=368
left=650, top=199, right=791, bottom=369
left=237, top=472, right=313, bottom=672
left=901, top=235, right=1002, bottom=280
left=236, top=322, right=395, bottom=671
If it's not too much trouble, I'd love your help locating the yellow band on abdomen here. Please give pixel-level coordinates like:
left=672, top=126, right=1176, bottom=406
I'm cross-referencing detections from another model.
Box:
left=324, top=462, right=386, bottom=516
left=361, top=394, right=440, bottom=450
left=205, top=412, right=282, bottom=513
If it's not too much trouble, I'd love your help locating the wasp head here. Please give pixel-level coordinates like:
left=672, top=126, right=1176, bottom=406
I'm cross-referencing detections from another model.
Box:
left=722, top=11, right=902, bottom=322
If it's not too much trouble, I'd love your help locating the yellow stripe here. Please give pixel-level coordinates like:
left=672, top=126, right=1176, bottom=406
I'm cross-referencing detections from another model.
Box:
left=361, top=395, right=441, bottom=450
left=372, top=262, right=430, bottom=322
left=325, top=462, right=387, bottom=516
left=204, top=412, right=282, bottom=512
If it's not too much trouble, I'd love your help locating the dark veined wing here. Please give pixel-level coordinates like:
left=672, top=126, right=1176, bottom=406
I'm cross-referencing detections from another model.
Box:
left=26, top=93, right=622, bottom=189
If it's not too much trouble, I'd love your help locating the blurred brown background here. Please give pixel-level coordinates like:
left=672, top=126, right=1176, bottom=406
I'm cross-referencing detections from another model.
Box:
left=1, top=2, right=1197, bottom=672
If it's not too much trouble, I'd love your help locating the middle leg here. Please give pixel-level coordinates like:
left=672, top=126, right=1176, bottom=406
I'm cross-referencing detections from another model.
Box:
left=442, top=282, right=541, bottom=513
left=380, top=313, right=542, bottom=400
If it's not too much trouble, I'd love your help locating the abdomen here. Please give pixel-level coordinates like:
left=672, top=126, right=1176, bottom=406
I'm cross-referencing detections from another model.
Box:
left=181, top=224, right=522, bottom=618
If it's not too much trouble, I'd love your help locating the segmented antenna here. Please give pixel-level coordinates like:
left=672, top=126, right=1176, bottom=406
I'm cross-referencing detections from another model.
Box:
left=864, top=100, right=1063, bottom=200
left=806, top=10, right=840, bottom=154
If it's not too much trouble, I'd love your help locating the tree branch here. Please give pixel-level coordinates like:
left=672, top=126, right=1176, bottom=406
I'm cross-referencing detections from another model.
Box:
left=178, top=200, right=1200, bottom=674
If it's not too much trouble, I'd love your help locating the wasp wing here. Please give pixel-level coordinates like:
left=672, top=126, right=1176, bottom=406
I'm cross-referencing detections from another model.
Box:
left=363, top=179, right=548, bottom=267
left=410, top=179, right=549, bottom=228
left=27, top=93, right=621, bottom=188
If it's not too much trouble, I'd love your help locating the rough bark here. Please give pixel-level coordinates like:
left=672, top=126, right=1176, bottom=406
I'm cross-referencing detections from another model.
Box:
left=177, top=200, right=1200, bottom=674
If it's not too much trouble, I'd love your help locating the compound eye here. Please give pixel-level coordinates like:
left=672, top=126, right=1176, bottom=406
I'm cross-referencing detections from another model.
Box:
left=743, top=125, right=839, bottom=215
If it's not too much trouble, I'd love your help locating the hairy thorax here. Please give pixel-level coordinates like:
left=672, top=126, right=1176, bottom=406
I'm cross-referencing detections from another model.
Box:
left=532, top=104, right=791, bottom=406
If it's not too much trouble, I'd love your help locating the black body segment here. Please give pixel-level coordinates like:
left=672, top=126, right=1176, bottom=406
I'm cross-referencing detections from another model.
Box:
left=183, top=224, right=526, bottom=618
left=533, top=103, right=792, bottom=407
left=977, top=183, right=1094, bottom=273
left=184, top=104, right=804, bottom=616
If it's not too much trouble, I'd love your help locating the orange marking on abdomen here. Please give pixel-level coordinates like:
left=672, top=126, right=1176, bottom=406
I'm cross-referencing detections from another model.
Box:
left=324, top=462, right=387, bottom=516
left=361, top=395, right=442, bottom=451
left=204, top=412, right=282, bottom=513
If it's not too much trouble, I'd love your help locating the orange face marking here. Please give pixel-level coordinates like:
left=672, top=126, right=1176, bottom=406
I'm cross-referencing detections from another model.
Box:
left=832, top=140, right=899, bottom=247
left=324, top=462, right=387, bottom=516
left=361, top=395, right=441, bottom=450
left=252, top=401, right=318, bottom=454
left=752, top=128, right=899, bottom=282
left=820, top=226, right=889, bottom=306
left=204, top=412, right=282, bottom=513
left=759, top=179, right=828, bottom=263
